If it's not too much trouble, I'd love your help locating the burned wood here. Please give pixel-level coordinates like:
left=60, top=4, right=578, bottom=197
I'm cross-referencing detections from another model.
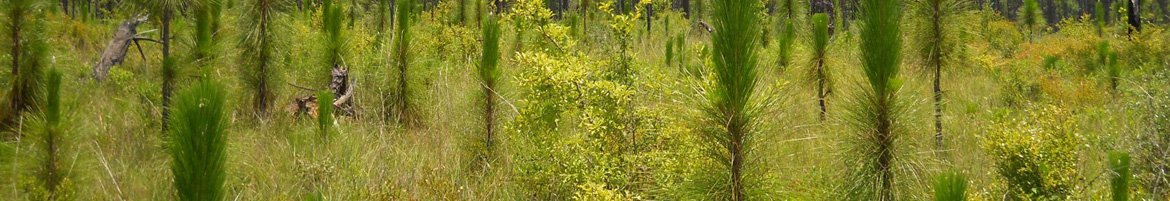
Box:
left=290, top=64, right=356, bottom=118
left=92, top=15, right=149, bottom=81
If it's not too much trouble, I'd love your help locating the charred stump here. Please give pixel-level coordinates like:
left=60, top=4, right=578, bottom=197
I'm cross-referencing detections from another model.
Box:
left=92, top=16, right=151, bottom=81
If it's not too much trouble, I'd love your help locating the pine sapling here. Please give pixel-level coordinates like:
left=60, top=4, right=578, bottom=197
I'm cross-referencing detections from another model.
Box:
left=933, top=171, right=967, bottom=201
left=169, top=80, right=228, bottom=201
left=810, top=13, right=831, bottom=121
left=1109, top=151, right=1131, bottom=201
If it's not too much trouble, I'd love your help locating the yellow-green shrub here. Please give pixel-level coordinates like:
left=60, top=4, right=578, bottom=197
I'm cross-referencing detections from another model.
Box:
left=983, top=105, right=1084, bottom=200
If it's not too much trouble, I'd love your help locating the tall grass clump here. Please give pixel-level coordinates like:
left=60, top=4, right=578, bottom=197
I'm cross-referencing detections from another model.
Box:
left=933, top=171, right=967, bottom=201
left=912, top=0, right=963, bottom=147
left=1106, top=52, right=1120, bottom=91
left=1109, top=151, right=1131, bottom=201
left=391, top=0, right=419, bottom=127
left=845, top=0, right=905, bottom=199
left=2, top=0, right=45, bottom=131
left=168, top=80, right=228, bottom=201
left=808, top=13, right=831, bottom=121
left=693, top=0, right=765, bottom=199
left=240, top=0, right=285, bottom=115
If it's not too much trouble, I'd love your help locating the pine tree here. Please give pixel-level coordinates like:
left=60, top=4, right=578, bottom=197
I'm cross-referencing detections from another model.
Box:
left=128, top=0, right=192, bottom=133
left=318, top=91, right=333, bottom=137
left=1109, top=151, right=1131, bottom=201
left=847, top=0, right=904, bottom=199
left=1019, top=0, right=1042, bottom=39
left=392, top=0, right=419, bottom=127
left=169, top=79, right=228, bottom=201
left=695, top=0, right=765, bottom=198
left=36, top=69, right=66, bottom=199
left=913, top=0, right=963, bottom=148
left=479, top=15, right=501, bottom=151
left=776, top=0, right=799, bottom=70
left=2, top=0, right=45, bottom=131
left=809, top=13, right=831, bottom=121
left=240, top=0, right=285, bottom=115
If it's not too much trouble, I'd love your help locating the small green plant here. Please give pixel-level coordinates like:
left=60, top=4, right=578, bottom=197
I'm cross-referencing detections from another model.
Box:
left=169, top=79, right=228, bottom=201
left=933, top=171, right=967, bottom=201
left=317, top=91, right=333, bottom=137
left=809, top=13, right=831, bottom=121
left=1109, top=151, right=1131, bottom=201
left=322, top=0, right=345, bottom=87
left=1095, top=40, right=1109, bottom=73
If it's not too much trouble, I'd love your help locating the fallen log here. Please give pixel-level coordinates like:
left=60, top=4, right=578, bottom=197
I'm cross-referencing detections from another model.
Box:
left=92, top=15, right=150, bottom=81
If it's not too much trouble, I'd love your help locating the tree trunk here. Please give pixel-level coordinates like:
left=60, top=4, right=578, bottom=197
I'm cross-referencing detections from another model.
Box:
left=92, top=16, right=149, bottom=81
left=161, top=10, right=173, bottom=133
left=1127, top=0, right=1142, bottom=36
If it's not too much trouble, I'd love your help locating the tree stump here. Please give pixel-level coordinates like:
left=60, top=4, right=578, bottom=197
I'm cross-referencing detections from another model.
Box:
left=92, top=16, right=150, bottom=81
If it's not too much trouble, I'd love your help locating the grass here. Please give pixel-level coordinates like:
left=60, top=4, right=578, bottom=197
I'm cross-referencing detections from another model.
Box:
left=0, top=2, right=1168, bottom=201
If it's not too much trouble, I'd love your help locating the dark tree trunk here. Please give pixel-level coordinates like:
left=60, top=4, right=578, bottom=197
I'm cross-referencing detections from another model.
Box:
left=1127, top=0, right=1142, bottom=36
left=161, top=10, right=173, bottom=133
left=683, top=0, right=690, bottom=18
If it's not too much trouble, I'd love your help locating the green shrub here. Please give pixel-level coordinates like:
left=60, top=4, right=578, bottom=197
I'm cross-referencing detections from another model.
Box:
left=983, top=105, right=1083, bottom=200
left=169, top=80, right=228, bottom=201
left=1109, top=151, right=1131, bottom=201
left=30, top=69, right=69, bottom=200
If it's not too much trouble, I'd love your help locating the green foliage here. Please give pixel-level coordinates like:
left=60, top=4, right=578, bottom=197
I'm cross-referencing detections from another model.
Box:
left=1019, top=0, right=1043, bottom=35
left=317, top=91, right=333, bottom=137
left=1136, top=69, right=1170, bottom=200
left=392, top=0, right=418, bottom=126
left=810, top=13, right=831, bottom=120
left=812, top=14, right=829, bottom=59
left=239, top=0, right=284, bottom=114
left=1109, top=151, right=1131, bottom=201
left=191, top=0, right=222, bottom=69
left=322, top=0, right=345, bottom=82
left=475, top=14, right=501, bottom=163
left=1095, top=40, right=1109, bottom=73
left=30, top=69, right=69, bottom=200
left=3, top=0, right=45, bottom=130
left=777, top=20, right=796, bottom=69
left=169, top=80, right=228, bottom=201
left=847, top=0, right=904, bottom=199
left=1095, top=1, right=1106, bottom=36
left=984, top=105, right=1082, bottom=200
left=933, top=171, right=967, bottom=201
left=510, top=52, right=673, bottom=200
left=694, top=0, right=764, bottom=198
